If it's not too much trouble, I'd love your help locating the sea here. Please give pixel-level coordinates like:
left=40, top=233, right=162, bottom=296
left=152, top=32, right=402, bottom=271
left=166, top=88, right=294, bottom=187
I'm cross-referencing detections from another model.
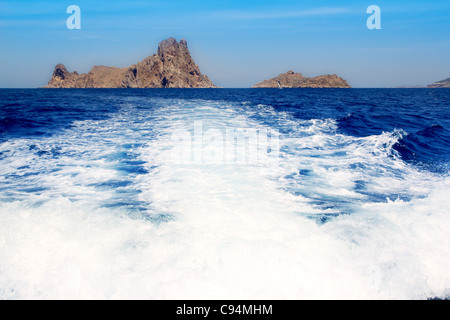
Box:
left=0, top=88, right=449, bottom=299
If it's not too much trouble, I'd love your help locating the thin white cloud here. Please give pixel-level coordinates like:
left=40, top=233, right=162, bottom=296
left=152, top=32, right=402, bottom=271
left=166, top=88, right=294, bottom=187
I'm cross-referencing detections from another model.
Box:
left=214, top=7, right=351, bottom=20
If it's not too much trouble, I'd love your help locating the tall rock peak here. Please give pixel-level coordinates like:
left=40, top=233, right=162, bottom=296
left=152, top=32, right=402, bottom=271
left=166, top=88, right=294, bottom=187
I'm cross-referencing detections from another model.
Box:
left=157, top=37, right=179, bottom=53
left=179, top=39, right=188, bottom=48
left=44, top=38, right=216, bottom=88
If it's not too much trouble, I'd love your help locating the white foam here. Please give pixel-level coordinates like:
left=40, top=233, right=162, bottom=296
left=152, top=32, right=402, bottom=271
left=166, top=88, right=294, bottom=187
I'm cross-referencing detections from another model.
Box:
left=0, top=98, right=449, bottom=299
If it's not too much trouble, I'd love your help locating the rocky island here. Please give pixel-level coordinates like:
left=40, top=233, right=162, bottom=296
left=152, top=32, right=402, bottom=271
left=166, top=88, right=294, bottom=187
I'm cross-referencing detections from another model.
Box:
left=427, top=77, right=450, bottom=88
left=44, top=38, right=217, bottom=88
left=252, top=70, right=351, bottom=88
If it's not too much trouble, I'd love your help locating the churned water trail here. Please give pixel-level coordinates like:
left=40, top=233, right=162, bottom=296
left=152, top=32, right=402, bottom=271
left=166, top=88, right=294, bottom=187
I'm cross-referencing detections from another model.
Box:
left=0, top=89, right=449, bottom=299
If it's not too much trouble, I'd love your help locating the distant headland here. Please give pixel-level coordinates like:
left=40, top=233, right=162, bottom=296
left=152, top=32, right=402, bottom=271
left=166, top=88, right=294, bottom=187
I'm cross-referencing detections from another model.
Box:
left=427, top=77, right=450, bottom=88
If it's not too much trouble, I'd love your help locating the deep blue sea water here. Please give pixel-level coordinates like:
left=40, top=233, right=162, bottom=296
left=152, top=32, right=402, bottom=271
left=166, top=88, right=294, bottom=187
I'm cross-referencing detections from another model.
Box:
left=0, top=88, right=449, bottom=299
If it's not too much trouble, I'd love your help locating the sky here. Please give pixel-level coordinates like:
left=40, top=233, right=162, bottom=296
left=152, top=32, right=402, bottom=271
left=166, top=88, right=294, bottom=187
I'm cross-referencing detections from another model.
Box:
left=0, top=0, right=449, bottom=88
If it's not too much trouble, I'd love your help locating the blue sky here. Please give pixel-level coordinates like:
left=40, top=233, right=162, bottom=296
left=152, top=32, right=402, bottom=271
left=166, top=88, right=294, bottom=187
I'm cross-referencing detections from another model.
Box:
left=0, top=0, right=449, bottom=88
